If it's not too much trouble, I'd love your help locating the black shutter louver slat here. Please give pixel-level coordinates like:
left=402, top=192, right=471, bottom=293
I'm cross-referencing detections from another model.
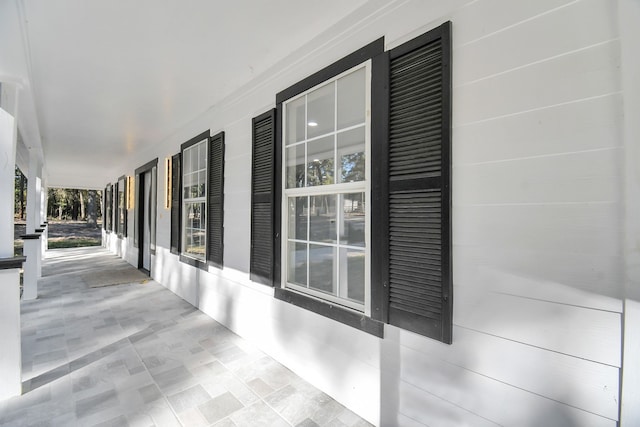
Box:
left=207, top=132, right=224, bottom=268
left=170, top=153, right=181, bottom=254
left=250, top=109, right=276, bottom=286
left=386, top=22, right=452, bottom=343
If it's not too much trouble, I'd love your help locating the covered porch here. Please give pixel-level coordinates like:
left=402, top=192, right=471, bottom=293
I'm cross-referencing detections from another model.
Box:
left=2, top=0, right=640, bottom=425
left=0, top=247, right=369, bottom=426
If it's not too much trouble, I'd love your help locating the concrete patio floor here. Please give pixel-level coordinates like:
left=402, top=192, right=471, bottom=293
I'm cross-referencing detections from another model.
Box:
left=0, top=247, right=372, bottom=427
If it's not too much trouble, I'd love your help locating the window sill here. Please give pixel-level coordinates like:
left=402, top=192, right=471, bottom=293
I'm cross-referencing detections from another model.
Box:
left=179, top=254, right=208, bottom=271
left=274, top=288, right=384, bottom=338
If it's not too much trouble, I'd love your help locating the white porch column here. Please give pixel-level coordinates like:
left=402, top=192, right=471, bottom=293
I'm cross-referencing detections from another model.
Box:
left=23, top=154, right=42, bottom=299
left=26, top=155, right=42, bottom=234
left=41, top=182, right=48, bottom=254
left=37, top=178, right=46, bottom=276
left=619, top=0, right=640, bottom=425
left=0, top=97, right=23, bottom=399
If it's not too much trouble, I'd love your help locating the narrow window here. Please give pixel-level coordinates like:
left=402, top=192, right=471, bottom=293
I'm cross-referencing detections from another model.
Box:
left=282, top=62, right=371, bottom=314
left=181, top=136, right=208, bottom=262
left=105, top=183, right=114, bottom=232
left=117, top=175, right=127, bottom=237
left=104, top=185, right=111, bottom=232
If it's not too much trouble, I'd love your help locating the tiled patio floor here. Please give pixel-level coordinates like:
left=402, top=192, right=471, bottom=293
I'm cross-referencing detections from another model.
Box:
left=0, top=247, right=372, bottom=427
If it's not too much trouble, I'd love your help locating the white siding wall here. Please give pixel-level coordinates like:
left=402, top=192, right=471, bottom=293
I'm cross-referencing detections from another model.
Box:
left=107, top=1, right=625, bottom=425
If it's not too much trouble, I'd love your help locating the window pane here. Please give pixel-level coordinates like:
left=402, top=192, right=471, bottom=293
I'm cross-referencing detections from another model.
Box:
left=198, top=171, right=206, bottom=197
left=183, top=173, right=192, bottom=199
left=288, top=241, right=307, bottom=286
left=309, top=195, right=336, bottom=244
left=184, top=202, right=205, bottom=260
left=191, top=176, right=200, bottom=199
left=337, top=127, right=365, bottom=183
left=309, top=244, right=336, bottom=295
left=307, top=83, right=335, bottom=138
left=198, top=142, right=207, bottom=170
left=337, top=68, right=366, bottom=129
left=339, top=248, right=365, bottom=304
left=190, top=147, right=197, bottom=174
left=192, top=203, right=204, bottom=231
left=339, top=193, right=365, bottom=247
left=286, top=97, right=306, bottom=145
left=183, top=148, right=192, bottom=176
left=282, top=63, right=370, bottom=311
left=286, top=144, right=305, bottom=188
left=307, top=136, right=334, bottom=186
left=288, top=196, right=307, bottom=241
left=185, top=227, right=192, bottom=247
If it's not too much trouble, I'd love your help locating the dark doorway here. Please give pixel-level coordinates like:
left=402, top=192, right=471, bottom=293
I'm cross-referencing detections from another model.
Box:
left=135, top=159, right=157, bottom=275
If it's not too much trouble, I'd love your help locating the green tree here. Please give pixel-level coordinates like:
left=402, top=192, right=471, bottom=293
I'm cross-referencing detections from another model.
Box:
left=14, top=166, right=26, bottom=220
left=87, top=190, right=97, bottom=227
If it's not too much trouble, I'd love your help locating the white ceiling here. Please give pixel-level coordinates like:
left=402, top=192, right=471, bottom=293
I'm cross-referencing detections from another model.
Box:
left=7, top=0, right=369, bottom=188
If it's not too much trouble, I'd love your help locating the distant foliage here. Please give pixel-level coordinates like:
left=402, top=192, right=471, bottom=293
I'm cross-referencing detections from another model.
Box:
left=14, top=165, right=103, bottom=224
left=47, top=188, right=102, bottom=221
left=14, top=166, right=26, bottom=219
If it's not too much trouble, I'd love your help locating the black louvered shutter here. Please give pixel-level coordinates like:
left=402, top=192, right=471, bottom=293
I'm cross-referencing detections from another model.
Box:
left=111, top=183, right=115, bottom=233
left=112, top=185, right=117, bottom=233
left=133, top=174, right=139, bottom=248
left=386, top=22, right=452, bottom=343
left=250, top=110, right=276, bottom=286
left=170, top=153, right=181, bottom=254
left=122, top=179, right=128, bottom=237
left=207, top=132, right=224, bottom=268
left=103, top=186, right=108, bottom=230
left=107, top=184, right=113, bottom=231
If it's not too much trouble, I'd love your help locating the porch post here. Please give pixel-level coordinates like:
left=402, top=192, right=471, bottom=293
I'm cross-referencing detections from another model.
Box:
left=41, top=181, right=48, bottom=254
left=37, top=178, right=46, bottom=276
left=0, top=93, right=23, bottom=399
left=23, top=154, right=42, bottom=299
left=26, top=155, right=42, bottom=234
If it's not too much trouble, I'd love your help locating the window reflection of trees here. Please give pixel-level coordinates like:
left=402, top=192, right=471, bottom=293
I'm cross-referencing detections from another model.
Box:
left=341, top=151, right=365, bottom=183
left=308, top=158, right=334, bottom=186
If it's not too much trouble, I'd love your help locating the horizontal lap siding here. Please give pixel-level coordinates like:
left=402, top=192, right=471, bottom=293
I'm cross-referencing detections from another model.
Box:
left=392, top=0, right=623, bottom=425
left=390, top=334, right=618, bottom=427
left=454, top=94, right=623, bottom=165
left=454, top=39, right=621, bottom=126
left=454, top=0, right=618, bottom=84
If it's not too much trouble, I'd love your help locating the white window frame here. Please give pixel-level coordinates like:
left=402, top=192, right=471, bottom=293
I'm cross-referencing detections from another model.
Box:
left=117, top=177, right=126, bottom=236
left=182, top=139, right=208, bottom=261
left=281, top=61, right=372, bottom=315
